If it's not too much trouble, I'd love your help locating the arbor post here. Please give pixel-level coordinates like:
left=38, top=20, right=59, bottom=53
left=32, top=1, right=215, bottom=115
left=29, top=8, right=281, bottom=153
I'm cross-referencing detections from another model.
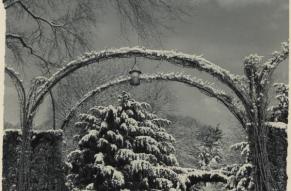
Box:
left=248, top=124, right=272, bottom=191
left=243, top=54, right=275, bottom=191
left=17, top=121, right=32, bottom=191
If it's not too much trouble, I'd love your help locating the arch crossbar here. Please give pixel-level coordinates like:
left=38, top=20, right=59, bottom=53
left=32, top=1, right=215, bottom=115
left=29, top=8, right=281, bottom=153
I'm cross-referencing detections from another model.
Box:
left=60, top=73, right=246, bottom=129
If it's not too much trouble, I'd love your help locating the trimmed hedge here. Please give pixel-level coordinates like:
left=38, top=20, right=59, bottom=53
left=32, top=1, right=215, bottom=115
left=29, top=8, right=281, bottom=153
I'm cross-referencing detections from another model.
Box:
left=2, top=127, right=287, bottom=191
left=268, top=127, right=288, bottom=191
left=2, top=129, right=67, bottom=191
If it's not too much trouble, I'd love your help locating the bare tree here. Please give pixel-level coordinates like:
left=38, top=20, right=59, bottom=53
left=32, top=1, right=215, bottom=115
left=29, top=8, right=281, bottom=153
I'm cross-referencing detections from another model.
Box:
left=5, top=0, right=190, bottom=70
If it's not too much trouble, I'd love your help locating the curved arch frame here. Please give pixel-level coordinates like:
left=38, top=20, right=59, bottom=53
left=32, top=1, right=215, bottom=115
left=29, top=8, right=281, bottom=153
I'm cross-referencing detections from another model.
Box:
left=29, top=47, right=252, bottom=124
left=5, top=67, right=27, bottom=127
left=60, top=73, right=246, bottom=129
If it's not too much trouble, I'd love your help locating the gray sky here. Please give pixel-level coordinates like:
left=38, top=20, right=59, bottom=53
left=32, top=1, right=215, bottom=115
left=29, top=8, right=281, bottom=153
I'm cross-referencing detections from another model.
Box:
left=4, top=0, right=289, bottom=134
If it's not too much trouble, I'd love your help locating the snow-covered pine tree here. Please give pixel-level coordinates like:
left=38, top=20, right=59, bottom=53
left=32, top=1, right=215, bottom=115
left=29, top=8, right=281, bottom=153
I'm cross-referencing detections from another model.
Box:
left=196, top=125, right=223, bottom=170
left=193, top=125, right=224, bottom=190
left=66, top=92, right=181, bottom=190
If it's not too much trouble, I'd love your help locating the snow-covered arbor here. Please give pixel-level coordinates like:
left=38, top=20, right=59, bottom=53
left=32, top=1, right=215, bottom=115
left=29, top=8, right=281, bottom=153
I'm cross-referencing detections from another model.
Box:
left=6, top=43, right=288, bottom=191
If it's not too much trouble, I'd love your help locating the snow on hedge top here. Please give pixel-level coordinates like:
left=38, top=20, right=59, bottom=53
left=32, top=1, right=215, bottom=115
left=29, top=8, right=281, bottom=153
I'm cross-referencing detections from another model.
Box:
left=265, top=122, right=287, bottom=130
left=4, top=129, right=64, bottom=136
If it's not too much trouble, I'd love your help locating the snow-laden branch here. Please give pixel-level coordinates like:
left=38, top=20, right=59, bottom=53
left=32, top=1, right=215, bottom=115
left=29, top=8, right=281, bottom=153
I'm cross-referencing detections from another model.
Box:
left=29, top=47, right=249, bottom=124
left=169, top=166, right=228, bottom=189
left=60, top=73, right=246, bottom=129
left=179, top=170, right=228, bottom=188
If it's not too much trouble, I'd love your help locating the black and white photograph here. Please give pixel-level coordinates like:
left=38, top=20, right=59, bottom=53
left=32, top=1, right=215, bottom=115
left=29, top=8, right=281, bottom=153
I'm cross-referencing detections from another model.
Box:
left=1, top=0, right=289, bottom=190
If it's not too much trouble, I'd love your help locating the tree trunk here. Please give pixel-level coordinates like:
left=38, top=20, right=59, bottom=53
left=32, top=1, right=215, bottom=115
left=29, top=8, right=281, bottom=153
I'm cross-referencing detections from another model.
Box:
left=248, top=124, right=273, bottom=191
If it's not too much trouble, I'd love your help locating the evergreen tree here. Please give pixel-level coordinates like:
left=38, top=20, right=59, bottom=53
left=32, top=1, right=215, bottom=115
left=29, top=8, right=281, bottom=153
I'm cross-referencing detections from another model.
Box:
left=196, top=124, right=223, bottom=170
left=193, top=125, right=224, bottom=190
left=224, top=142, right=254, bottom=191
left=66, top=92, right=180, bottom=190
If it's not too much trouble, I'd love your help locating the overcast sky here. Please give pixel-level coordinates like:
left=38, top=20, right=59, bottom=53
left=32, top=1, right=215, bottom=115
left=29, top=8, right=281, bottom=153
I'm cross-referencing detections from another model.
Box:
left=4, top=0, right=289, bottom=135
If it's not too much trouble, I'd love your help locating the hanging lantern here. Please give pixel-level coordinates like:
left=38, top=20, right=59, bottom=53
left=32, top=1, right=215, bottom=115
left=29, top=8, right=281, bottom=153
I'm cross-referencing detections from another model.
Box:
left=129, top=66, right=142, bottom=86
left=129, top=57, right=142, bottom=86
